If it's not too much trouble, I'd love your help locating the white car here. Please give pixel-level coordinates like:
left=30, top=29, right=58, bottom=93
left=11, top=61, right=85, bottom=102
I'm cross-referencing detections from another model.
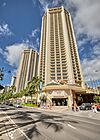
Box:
left=15, top=104, right=22, bottom=108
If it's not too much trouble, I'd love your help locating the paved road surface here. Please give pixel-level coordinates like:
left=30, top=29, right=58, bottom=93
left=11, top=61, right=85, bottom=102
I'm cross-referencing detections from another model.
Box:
left=0, top=104, right=100, bottom=140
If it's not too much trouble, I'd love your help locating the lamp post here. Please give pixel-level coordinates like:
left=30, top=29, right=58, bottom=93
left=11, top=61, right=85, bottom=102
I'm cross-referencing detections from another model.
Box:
left=39, top=80, right=42, bottom=106
left=84, top=69, right=100, bottom=95
left=0, top=67, right=13, bottom=86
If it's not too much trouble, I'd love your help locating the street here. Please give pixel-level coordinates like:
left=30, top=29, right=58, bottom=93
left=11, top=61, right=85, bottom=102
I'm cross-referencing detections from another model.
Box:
left=0, top=104, right=100, bottom=140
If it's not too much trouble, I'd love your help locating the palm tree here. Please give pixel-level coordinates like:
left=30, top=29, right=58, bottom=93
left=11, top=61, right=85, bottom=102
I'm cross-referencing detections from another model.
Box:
left=7, top=85, right=16, bottom=103
left=13, top=92, right=19, bottom=99
left=21, top=88, right=29, bottom=103
left=27, top=76, right=41, bottom=104
left=9, top=85, right=16, bottom=94
left=0, top=93, right=5, bottom=102
left=4, top=92, right=12, bottom=100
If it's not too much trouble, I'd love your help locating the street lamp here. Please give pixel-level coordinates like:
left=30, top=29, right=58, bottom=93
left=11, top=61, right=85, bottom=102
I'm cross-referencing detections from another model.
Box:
left=0, top=67, right=13, bottom=86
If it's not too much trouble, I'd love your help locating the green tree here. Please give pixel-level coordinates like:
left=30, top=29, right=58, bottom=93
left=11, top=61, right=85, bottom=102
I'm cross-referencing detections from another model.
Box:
left=40, top=94, right=47, bottom=104
left=9, top=85, right=16, bottom=94
left=2, top=86, right=16, bottom=102
left=20, top=88, right=28, bottom=97
left=13, top=93, right=19, bottom=99
left=12, top=92, right=22, bottom=103
left=93, top=96, right=100, bottom=103
left=27, top=76, right=40, bottom=104
left=22, top=88, right=29, bottom=103
left=0, top=93, right=5, bottom=102
left=4, top=92, right=12, bottom=100
left=0, top=86, right=16, bottom=103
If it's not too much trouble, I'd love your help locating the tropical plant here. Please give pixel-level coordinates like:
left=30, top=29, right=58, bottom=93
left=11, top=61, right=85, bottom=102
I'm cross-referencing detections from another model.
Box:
left=27, top=76, right=41, bottom=104
left=40, top=94, right=47, bottom=103
left=4, top=92, right=12, bottom=100
left=3, top=85, right=16, bottom=101
left=0, top=93, right=5, bottom=102
left=13, top=92, right=20, bottom=99
left=20, top=88, right=28, bottom=97
left=93, top=96, right=100, bottom=103
left=22, top=88, right=29, bottom=103
left=9, top=85, right=16, bottom=94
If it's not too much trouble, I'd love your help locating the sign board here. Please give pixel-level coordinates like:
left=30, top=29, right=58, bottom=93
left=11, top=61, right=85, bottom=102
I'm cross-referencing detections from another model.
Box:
left=51, top=90, right=68, bottom=98
left=40, top=81, right=42, bottom=90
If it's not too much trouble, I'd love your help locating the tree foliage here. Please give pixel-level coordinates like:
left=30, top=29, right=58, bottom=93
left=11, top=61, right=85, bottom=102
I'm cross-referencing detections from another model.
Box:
left=4, top=92, right=12, bottom=100
left=93, top=96, right=100, bottom=103
left=0, top=93, right=5, bottom=101
left=9, top=85, right=16, bottom=94
left=40, top=94, right=47, bottom=103
left=27, top=76, right=41, bottom=103
left=0, top=76, right=42, bottom=104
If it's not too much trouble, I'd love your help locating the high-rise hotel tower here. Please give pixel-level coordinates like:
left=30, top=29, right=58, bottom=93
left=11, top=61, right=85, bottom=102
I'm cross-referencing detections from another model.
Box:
left=15, top=49, right=38, bottom=92
left=38, top=7, right=84, bottom=87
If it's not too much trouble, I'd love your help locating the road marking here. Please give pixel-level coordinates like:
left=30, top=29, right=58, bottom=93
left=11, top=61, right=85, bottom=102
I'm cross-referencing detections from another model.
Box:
left=68, top=124, right=77, bottom=130
left=2, top=111, right=31, bottom=140
left=7, top=116, right=31, bottom=140
left=8, top=131, right=14, bottom=139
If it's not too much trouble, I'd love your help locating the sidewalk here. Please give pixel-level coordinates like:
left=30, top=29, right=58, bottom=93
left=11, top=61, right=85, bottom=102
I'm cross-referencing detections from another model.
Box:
left=65, top=110, right=100, bottom=120
left=24, top=105, right=100, bottom=120
left=38, top=106, right=100, bottom=120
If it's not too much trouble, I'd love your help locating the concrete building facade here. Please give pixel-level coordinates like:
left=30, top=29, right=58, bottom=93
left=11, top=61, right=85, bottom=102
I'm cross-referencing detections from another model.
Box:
left=10, top=76, right=16, bottom=86
left=15, top=49, right=38, bottom=92
left=38, top=7, right=85, bottom=107
left=38, top=7, right=84, bottom=87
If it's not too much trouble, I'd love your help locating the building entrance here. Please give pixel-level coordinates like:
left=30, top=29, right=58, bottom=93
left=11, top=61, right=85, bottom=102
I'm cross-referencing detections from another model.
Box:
left=52, top=98, right=68, bottom=106
left=76, top=94, right=95, bottom=106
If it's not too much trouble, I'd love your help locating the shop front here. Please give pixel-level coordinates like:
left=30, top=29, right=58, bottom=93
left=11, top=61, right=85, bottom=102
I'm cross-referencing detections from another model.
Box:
left=47, top=90, right=69, bottom=106
left=52, top=98, right=68, bottom=106
left=76, top=93, right=95, bottom=106
left=42, top=83, right=86, bottom=109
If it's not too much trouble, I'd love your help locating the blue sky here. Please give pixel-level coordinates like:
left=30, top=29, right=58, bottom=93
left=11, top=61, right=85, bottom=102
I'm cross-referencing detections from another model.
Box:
left=0, top=0, right=100, bottom=87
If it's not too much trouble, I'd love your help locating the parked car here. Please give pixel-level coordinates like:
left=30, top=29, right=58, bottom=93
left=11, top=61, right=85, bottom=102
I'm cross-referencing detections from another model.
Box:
left=8, top=103, right=13, bottom=106
left=79, top=103, right=92, bottom=110
left=15, top=104, right=22, bottom=108
left=96, top=103, right=100, bottom=111
left=5, top=101, right=10, bottom=105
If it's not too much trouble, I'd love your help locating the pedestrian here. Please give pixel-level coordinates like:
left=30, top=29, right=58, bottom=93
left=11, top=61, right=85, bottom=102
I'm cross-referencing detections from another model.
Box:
left=76, top=105, right=79, bottom=111
left=92, top=105, right=97, bottom=113
left=72, top=104, right=74, bottom=111
left=50, top=102, right=52, bottom=109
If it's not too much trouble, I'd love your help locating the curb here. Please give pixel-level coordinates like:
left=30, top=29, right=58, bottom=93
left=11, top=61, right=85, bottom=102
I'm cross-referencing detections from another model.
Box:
left=23, top=106, right=100, bottom=120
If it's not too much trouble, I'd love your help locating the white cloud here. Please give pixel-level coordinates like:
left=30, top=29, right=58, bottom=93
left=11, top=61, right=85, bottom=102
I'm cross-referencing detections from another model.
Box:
left=38, top=0, right=66, bottom=13
left=31, top=28, right=39, bottom=38
left=78, top=37, right=90, bottom=47
left=82, top=56, right=100, bottom=82
left=82, top=42, right=100, bottom=82
left=38, top=0, right=49, bottom=12
left=25, top=28, right=40, bottom=51
left=4, top=43, right=29, bottom=66
left=38, top=0, right=100, bottom=82
left=32, top=0, right=36, bottom=5
left=52, top=0, right=64, bottom=6
left=36, top=38, right=39, bottom=47
left=93, top=43, right=100, bottom=55
left=39, top=0, right=100, bottom=40
left=2, top=2, right=6, bottom=7
left=0, top=23, right=13, bottom=37
left=0, top=48, right=3, bottom=54
left=68, top=0, right=100, bottom=40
